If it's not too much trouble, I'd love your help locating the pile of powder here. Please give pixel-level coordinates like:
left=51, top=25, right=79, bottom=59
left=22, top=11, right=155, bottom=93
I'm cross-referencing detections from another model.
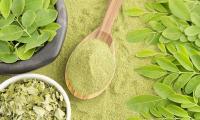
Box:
left=66, top=39, right=115, bottom=97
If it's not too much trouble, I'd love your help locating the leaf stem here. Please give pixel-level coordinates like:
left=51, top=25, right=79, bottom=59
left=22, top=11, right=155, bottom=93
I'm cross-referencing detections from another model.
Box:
left=14, top=17, right=31, bottom=37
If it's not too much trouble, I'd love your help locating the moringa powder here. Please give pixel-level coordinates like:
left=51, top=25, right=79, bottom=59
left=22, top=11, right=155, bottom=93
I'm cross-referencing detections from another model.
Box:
left=66, top=39, right=115, bottom=97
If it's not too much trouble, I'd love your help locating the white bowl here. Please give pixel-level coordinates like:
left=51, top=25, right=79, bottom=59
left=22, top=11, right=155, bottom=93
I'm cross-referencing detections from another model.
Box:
left=0, top=73, right=71, bottom=120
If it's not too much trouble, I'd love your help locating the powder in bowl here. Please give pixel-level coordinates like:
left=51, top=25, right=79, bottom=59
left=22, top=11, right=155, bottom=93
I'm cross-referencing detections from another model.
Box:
left=66, top=39, right=115, bottom=97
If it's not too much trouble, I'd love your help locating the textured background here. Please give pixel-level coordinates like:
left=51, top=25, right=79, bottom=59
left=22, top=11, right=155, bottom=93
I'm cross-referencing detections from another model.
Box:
left=0, top=0, right=154, bottom=119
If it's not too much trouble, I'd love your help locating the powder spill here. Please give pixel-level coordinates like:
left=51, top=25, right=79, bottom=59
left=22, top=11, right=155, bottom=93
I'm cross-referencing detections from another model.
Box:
left=66, top=39, right=115, bottom=97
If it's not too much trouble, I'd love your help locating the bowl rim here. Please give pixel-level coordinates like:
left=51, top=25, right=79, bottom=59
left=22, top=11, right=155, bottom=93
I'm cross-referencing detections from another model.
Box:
left=0, top=73, right=71, bottom=120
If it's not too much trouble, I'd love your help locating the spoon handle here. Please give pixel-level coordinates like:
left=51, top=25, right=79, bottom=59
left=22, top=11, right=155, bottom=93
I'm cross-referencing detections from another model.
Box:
left=98, top=0, right=123, bottom=35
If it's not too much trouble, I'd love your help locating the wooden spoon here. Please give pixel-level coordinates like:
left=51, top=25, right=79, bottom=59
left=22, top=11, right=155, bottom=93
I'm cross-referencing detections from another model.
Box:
left=65, top=0, right=123, bottom=100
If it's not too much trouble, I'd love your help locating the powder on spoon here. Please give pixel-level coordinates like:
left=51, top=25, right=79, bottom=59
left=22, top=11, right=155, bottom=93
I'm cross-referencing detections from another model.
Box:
left=66, top=39, right=115, bottom=97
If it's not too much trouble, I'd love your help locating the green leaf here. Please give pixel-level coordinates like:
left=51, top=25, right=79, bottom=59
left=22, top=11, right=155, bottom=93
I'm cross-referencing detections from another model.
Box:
left=149, top=107, right=163, bottom=118
left=0, top=25, right=23, bottom=41
left=166, top=43, right=177, bottom=54
left=188, top=106, right=200, bottom=112
left=156, top=57, right=179, bottom=72
left=25, top=32, right=50, bottom=52
left=0, top=0, right=12, bottom=19
left=135, top=49, right=159, bottom=58
left=157, top=43, right=167, bottom=53
left=11, top=0, right=25, bottom=17
left=0, top=41, right=10, bottom=54
left=43, top=0, right=50, bottom=9
left=16, top=31, right=39, bottom=43
left=153, top=83, right=175, bottom=99
left=124, top=7, right=144, bottom=17
left=149, top=21, right=166, bottom=32
left=135, top=65, right=167, bottom=79
left=25, top=0, right=43, bottom=11
left=169, top=0, right=190, bottom=21
left=194, top=84, right=200, bottom=98
left=163, top=73, right=179, bottom=86
left=0, top=54, right=18, bottom=63
left=50, top=0, right=57, bottom=5
left=0, top=14, right=14, bottom=28
left=162, top=27, right=182, bottom=40
left=166, top=104, right=189, bottom=117
left=185, top=75, right=200, bottom=94
left=22, top=10, right=36, bottom=27
left=159, top=35, right=170, bottom=43
left=186, top=45, right=200, bottom=70
left=160, top=16, right=177, bottom=28
left=40, top=23, right=60, bottom=41
left=35, top=9, right=58, bottom=27
left=191, top=12, right=200, bottom=27
left=157, top=106, right=174, bottom=118
left=168, top=94, right=191, bottom=104
left=181, top=103, right=198, bottom=108
left=127, top=28, right=153, bottom=43
left=173, top=52, right=193, bottom=71
left=146, top=33, right=161, bottom=45
left=194, top=113, right=200, bottom=119
left=185, top=26, right=200, bottom=36
left=180, top=35, right=188, bottom=42
left=174, top=73, right=194, bottom=91
left=16, top=45, right=35, bottom=60
left=127, top=95, right=163, bottom=113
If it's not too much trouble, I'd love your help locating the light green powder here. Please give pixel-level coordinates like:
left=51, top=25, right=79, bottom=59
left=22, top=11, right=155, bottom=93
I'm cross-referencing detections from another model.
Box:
left=66, top=39, right=115, bottom=96
left=0, top=0, right=154, bottom=119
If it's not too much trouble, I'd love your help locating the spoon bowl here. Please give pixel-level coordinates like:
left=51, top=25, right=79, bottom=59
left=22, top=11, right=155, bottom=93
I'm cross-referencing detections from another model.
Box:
left=65, top=28, right=116, bottom=100
left=65, top=0, right=123, bottom=100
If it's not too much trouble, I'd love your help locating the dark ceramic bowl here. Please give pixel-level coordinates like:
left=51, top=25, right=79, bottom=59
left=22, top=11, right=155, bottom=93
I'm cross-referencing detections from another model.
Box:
left=0, top=0, right=67, bottom=75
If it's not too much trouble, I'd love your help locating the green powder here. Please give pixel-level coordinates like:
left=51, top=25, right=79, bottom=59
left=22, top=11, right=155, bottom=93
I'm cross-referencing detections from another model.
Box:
left=66, top=39, right=115, bottom=97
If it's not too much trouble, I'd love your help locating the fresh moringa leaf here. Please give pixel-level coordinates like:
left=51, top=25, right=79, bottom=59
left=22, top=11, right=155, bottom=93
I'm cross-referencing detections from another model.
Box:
left=127, top=95, right=163, bottom=113
left=173, top=72, right=194, bottom=91
left=136, top=49, right=159, bottom=58
left=148, top=21, right=166, bottom=32
left=127, top=28, right=154, bottom=43
left=173, top=52, right=193, bottom=71
left=43, top=0, right=50, bottom=9
left=163, top=73, right=179, bottom=86
left=156, top=57, right=179, bottom=72
left=168, top=94, right=191, bottom=104
left=169, top=0, right=190, bottom=21
left=124, top=7, right=144, bottom=17
left=35, top=9, right=58, bottom=27
left=0, top=53, right=18, bottom=63
left=153, top=82, right=175, bottom=99
left=0, top=14, right=15, bottom=28
left=22, top=10, right=36, bottom=28
left=185, top=75, right=200, bottom=94
left=135, top=65, right=167, bottom=79
left=11, top=0, right=25, bottom=17
left=16, top=45, right=35, bottom=60
left=166, top=104, right=189, bottom=117
left=0, top=25, right=23, bottom=41
left=0, top=0, right=12, bottom=19
left=162, top=27, right=182, bottom=40
left=191, top=12, right=200, bottom=27
left=25, top=32, right=50, bottom=52
left=24, top=0, right=43, bottom=11
left=194, top=84, right=200, bottom=98
left=185, top=26, right=200, bottom=36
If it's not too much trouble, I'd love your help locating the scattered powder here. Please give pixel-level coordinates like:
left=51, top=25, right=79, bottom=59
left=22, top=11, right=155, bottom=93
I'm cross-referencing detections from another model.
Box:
left=66, top=39, right=115, bottom=97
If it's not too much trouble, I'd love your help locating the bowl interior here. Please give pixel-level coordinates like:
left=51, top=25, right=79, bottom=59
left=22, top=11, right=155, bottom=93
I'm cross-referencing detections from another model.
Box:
left=0, top=74, right=71, bottom=120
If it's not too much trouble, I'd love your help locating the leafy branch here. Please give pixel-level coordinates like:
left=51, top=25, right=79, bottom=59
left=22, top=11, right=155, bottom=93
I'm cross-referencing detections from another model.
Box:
left=126, top=0, right=200, bottom=119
